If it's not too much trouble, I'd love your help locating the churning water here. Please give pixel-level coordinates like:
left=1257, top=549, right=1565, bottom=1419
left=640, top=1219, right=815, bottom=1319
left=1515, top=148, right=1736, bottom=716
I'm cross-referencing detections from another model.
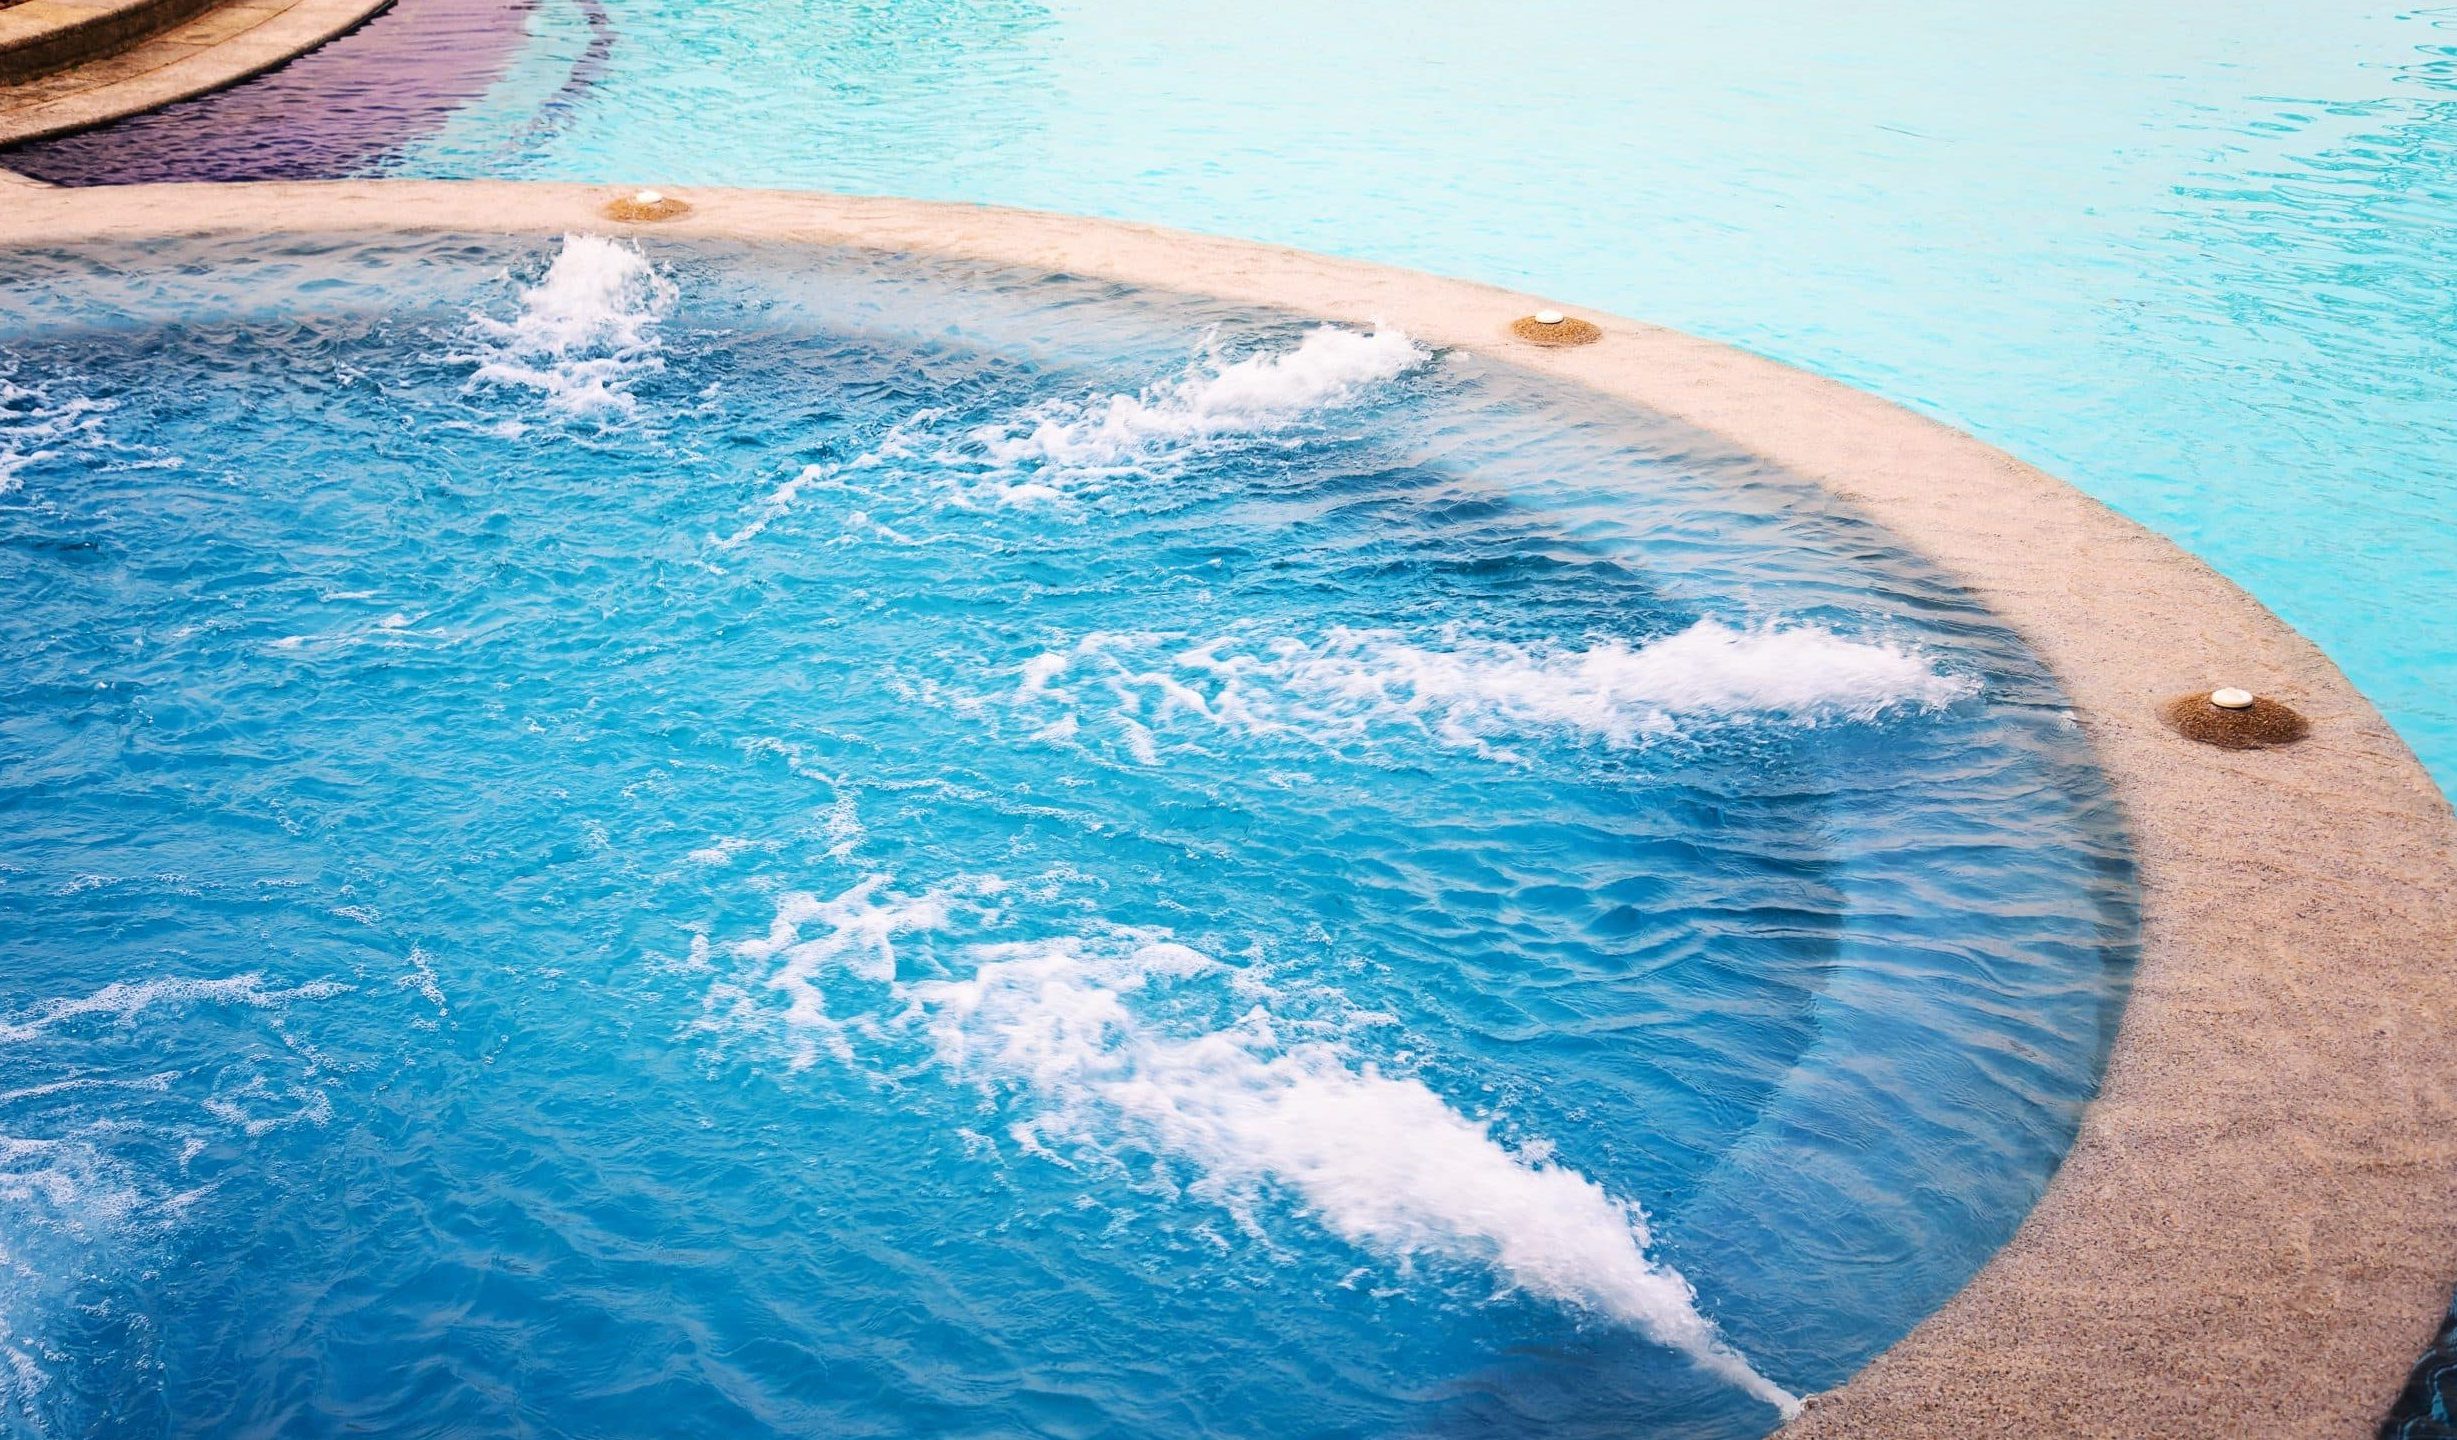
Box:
left=10, top=1, right=2453, bottom=804
left=0, top=234, right=2133, bottom=1437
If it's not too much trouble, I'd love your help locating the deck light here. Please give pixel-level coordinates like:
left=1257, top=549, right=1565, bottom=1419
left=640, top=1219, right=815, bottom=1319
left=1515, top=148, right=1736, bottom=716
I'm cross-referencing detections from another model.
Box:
left=1510, top=311, right=1602, bottom=347
left=2159, top=687, right=2308, bottom=748
left=603, top=189, right=691, bottom=222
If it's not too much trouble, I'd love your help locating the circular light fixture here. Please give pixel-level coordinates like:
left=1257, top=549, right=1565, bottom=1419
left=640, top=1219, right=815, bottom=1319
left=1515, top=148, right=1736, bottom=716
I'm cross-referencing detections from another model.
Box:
left=2160, top=688, right=2307, bottom=748
left=603, top=189, right=692, bottom=223
left=1510, top=312, right=1602, bottom=347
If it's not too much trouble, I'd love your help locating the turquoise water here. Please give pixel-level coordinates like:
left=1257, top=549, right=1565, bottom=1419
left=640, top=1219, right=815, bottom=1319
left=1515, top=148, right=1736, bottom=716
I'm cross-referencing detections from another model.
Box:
left=0, top=234, right=2133, bottom=1437
left=349, top=0, right=2447, bottom=797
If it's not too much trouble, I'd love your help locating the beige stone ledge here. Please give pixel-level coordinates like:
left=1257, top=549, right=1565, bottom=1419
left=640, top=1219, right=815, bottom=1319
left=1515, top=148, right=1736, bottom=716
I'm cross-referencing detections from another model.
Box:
left=0, top=0, right=223, bottom=87
left=0, top=0, right=387, bottom=145
left=0, top=181, right=2449, bottom=1438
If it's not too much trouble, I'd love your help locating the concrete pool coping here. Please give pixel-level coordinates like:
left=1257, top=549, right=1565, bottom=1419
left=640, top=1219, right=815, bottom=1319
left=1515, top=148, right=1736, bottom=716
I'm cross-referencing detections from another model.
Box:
left=0, top=0, right=390, bottom=146
left=0, top=180, right=2450, bottom=1437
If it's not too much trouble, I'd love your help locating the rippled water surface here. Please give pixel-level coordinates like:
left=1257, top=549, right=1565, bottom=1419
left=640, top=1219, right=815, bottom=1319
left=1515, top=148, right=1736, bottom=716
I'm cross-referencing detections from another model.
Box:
left=0, top=236, right=2133, bottom=1437
left=9, top=1, right=2455, bottom=795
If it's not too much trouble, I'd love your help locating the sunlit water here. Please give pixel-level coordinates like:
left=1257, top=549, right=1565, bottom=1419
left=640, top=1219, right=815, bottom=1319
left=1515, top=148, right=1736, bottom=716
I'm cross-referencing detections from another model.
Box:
left=0, top=235, right=2134, bottom=1437
left=7, top=1, right=2454, bottom=802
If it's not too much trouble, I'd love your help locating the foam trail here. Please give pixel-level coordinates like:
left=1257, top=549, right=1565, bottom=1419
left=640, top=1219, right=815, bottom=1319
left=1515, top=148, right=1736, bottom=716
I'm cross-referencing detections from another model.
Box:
left=973, top=325, right=1428, bottom=474
left=712, top=463, right=832, bottom=548
left=718, top=882, right=1798, bottom=1414
left=1018, top=618, right=1975, bottom=758
left=464, top=234, right=675, bottom=415
left=0, top=372, right=112, bottom=496
left=746, top=331, right=1424, bottom=512
left=0, top=973, right=348, bottom=1045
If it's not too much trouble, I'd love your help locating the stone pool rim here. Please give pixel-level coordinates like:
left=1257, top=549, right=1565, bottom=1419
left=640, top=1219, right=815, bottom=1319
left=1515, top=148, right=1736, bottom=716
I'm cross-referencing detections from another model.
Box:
left=0, top=0, right=397, bottom=149
left=1, top=180, right=2450, bottom=1438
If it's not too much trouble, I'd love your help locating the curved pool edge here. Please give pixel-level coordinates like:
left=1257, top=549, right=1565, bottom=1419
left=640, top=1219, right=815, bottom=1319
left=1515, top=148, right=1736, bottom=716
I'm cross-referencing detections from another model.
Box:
left=1, top=179, right=2449, bottom=1438
left=0, top=0, right=395, bottom=149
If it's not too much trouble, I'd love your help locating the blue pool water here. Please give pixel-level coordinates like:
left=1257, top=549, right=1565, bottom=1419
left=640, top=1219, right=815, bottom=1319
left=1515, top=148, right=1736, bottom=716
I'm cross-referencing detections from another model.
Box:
left=0, top=235, right=2134, bottom=1437
left=8, top=1, right=2454, bottom=801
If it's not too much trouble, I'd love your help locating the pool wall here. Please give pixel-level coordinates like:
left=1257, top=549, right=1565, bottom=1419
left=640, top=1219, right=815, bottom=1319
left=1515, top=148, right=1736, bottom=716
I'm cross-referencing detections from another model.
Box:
left=1, top=180, right=2450, bottom=1437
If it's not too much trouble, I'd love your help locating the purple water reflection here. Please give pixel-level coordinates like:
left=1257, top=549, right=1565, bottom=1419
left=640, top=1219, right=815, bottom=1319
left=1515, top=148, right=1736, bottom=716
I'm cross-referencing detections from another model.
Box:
left=1, top=0, right=557, bottom=184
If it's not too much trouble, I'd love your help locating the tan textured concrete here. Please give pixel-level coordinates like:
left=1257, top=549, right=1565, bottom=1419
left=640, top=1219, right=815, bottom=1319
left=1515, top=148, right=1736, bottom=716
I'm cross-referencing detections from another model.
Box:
left=0, top=0, right=223, bottom=86
left=0, top=181, right=2450, bottom=1437
left=0, top=0, right=386, bottom=143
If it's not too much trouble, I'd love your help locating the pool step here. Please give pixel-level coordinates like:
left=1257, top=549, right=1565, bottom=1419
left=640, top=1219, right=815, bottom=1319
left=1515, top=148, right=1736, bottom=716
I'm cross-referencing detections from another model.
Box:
left=0, top=0, right=230, bottom=85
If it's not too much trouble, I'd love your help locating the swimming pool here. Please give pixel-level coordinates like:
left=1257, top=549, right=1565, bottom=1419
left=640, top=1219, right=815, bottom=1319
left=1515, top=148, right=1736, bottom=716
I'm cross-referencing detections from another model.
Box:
left=8, top=0, right=2454, bottom=803
left=0, top=231, right=2134, bottom=1438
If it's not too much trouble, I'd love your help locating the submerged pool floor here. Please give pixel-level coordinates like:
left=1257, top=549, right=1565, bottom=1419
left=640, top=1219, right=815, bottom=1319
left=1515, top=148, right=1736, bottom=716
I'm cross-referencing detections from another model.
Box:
left=0, top=235, right=2133, bottom=1438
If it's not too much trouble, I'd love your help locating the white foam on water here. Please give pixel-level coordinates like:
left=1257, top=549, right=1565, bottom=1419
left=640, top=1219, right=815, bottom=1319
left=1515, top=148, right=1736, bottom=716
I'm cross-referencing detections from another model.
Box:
left=464, top=234, right=676, bottom=416
left=0, top=372, right=113, bottom=497
left=979, top=325, right=1426, bottom=470
left=711, top=409, right=947, bottom=545
left=400, top=945, right=448, bottom=1019
left=266, top=608, right=436, bottom=657
left=0, top=1341, right=52, bottom=1437
left=0, top=973, right=350, bottom=1045
left=818, top=794, right=865, bottom=859
left=712, top=879, right=1797, bottom=1413
left=201, top=1081, right=335, bottom=1138
left=0, top=1131, right=181, bottom=1435
left=0, top=1136, right=149, bottom=1238
left=710, top=328, right=1421, bottom=524
left=1014, top=618, right=1975, bottom=760
left=686, top=836, right=762, bottom=867
left=703, top=876, right=952, bottom=1068
left=712, top=462, right=835, bottom=549
left=740, top=734, right=843, bottom=786
left=911, top=940, right=1798, bottom=1415
left=0, top=968, right=347, bottom=1430
left=0, top=1074, right=174, bottom=1107
left=951, top=325, right=1426, bottom=498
